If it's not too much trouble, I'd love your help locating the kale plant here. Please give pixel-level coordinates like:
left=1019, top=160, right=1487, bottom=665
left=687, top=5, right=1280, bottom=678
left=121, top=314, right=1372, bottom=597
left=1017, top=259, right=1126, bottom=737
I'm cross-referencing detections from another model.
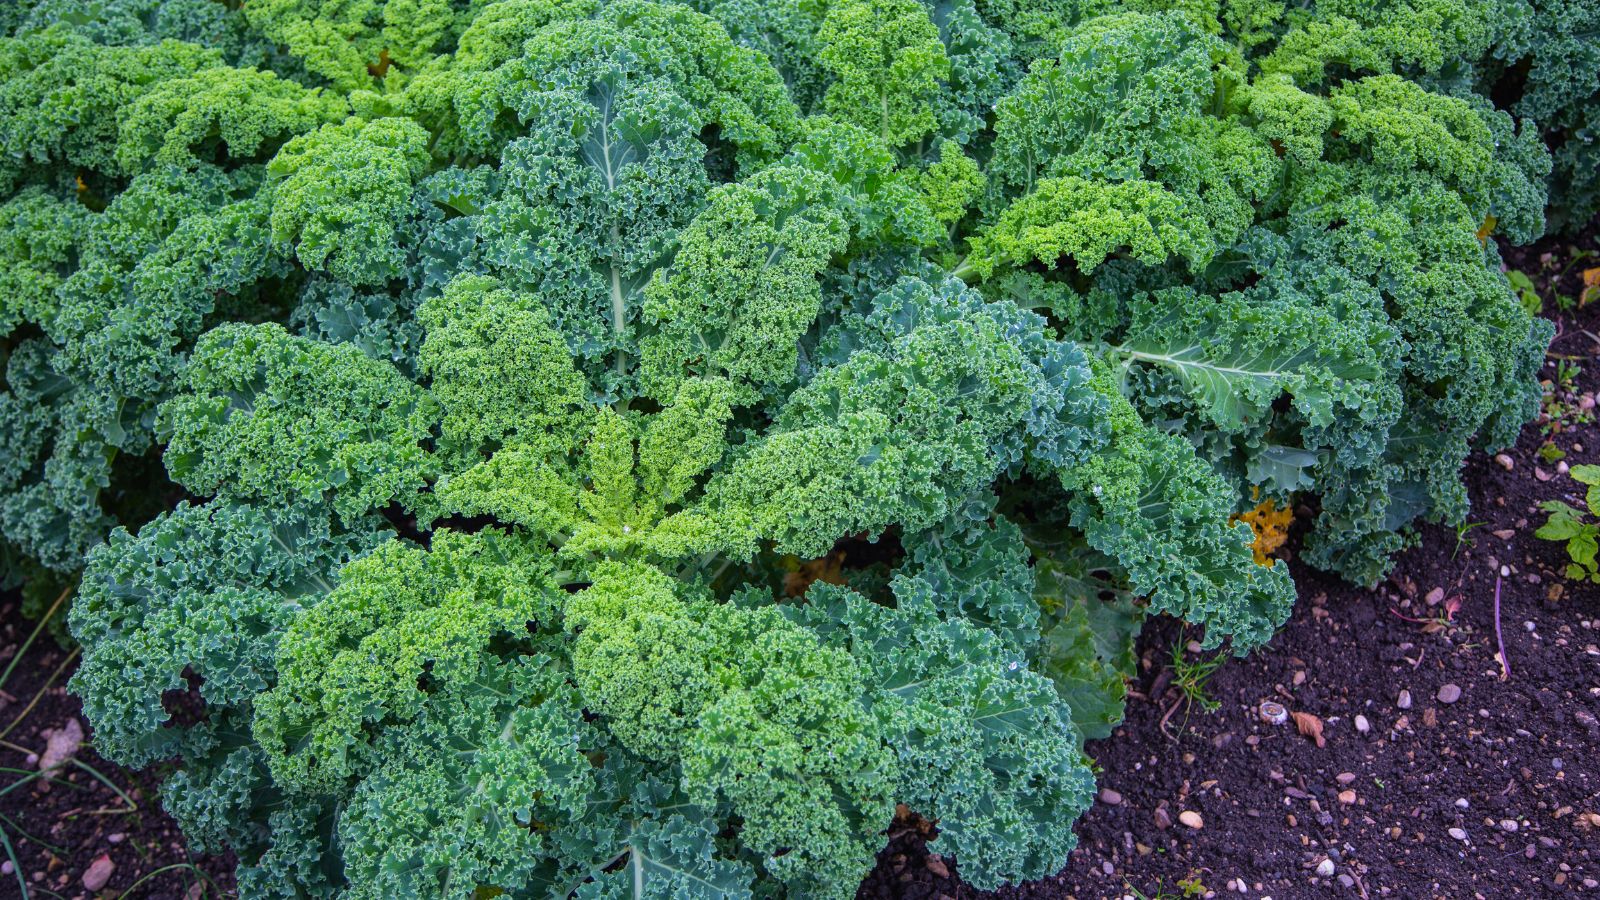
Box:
left=0, top=0, right=1562, bottom=895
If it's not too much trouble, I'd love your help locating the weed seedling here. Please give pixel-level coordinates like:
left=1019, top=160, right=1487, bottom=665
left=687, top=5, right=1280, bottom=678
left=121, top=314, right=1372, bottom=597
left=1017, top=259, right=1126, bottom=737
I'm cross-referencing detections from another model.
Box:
left=1160, top=642, right=1226, bottom=739
left=1170, top=644, right=1224, bottom=713
left=1536, top=464, right=1600, bottom=583
left=1452, top=520, right=1485, bottom=559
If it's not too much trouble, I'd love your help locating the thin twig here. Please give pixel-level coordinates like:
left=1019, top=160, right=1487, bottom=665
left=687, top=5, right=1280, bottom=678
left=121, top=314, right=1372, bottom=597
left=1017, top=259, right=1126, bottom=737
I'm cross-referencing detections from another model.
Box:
left=1157, top=697, right=1185, bottom=740
left=1494, top=574, right=1510, bottom=681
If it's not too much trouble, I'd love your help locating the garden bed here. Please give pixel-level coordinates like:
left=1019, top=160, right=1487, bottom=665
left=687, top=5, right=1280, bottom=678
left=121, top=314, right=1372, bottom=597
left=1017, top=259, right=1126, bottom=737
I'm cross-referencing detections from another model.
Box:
left=2, top=250, right=1597, bottom=900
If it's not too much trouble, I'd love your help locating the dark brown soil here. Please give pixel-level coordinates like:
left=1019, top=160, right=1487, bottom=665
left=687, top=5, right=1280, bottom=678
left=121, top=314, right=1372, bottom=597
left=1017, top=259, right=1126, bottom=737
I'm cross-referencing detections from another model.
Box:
left=858, top=237, right=1600, bottom=900
left=0, top=610, right=236, bottom=900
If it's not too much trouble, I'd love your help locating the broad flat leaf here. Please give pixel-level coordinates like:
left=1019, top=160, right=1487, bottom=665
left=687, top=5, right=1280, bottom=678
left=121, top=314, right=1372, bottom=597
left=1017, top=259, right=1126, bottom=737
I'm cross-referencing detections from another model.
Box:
left=1032, top=554, right=1144, bottom=741
left=1110, top=294, right=1383, bottom=431
left=1244, top=443, right=1321, bottom=494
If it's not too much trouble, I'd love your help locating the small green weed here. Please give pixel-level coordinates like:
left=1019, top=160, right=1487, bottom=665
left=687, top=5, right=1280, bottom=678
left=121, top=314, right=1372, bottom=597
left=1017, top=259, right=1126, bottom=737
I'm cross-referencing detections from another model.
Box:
left=1536, top=464, right=1600, bottom=583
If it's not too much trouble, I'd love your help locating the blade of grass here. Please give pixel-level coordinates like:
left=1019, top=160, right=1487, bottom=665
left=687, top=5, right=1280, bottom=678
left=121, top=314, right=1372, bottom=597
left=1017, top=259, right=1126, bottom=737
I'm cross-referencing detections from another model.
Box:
left=119, top=862, right=229, bottom=898
left=0, top=811, right=66, bottom=855
left=0, top=768, right=83, bottom=798
left=0, top=824, right=28, bottom=900
left=0, top=587, right=72, bottom=695
left=0, top=646, right=81, bottom=743
left=67, top=758, right=138, bottom=811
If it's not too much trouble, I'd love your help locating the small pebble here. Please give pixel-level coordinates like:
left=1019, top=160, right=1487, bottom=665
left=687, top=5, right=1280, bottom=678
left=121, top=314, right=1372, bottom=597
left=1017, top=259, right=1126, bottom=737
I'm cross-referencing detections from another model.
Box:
left=1338, top=874, right=1355, bottom=888
left=1437, top=684, right=1462, bottom=704
left=82, top=855, right=114, bottom=892
left=1449, top=827, right=1469, bottom=842
left=1154, top=807, right=1173, bottom=829
left=1101, top=861, right=1115, bottom=875
left=1455, top=798, right=1470, bottom=810
left=1553, top=758, right=1564, bottom=772
left=0, top=861, right=11, bottom=876
left=1336, top=772, right=1357, bottom=785
left=1398, top=690, right=1412, bottom=710
left=1354, top=714, right=1370, bottom=734
left=38, top=719, right=84, bottom=773
left=1501, top=819, right=1519, bottom=833
left=1337, top=790, right=1356, bottom=805
left=1526, top=845, right=1538, bottom=859
left=1099, top=788, right=1123, bottom=806
left=1178, top=810, right=1204, bottom=830
left=1495, top=453, right=1514, bottom=470
left=1315, top=858, right=1335, bottom=877
left=1425, top=586, right=1446, bottom=605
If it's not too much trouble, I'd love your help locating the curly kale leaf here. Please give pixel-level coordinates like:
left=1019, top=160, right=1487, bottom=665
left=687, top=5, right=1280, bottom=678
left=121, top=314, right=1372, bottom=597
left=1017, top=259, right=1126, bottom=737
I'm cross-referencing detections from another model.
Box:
left=705, top=276, right=1105, bottom=558
left=116, top=65, right=349, bottom=172
left=1057, top=366, right=1295, bottom=651
left=419, top=273, right=592, bottom=468
left=0, top=27, right=219, bottom=189
left=573, top=562, right=894, bottom=898
left=267, top=117, right=433, bottom=286
left=160, top=323, right=439, bottom=520
left=816, top=0, right=951, bottom=146
left=789, top=582, right=1096, bottom=891
left=638, top=164, right=850, bottom=401
left=895, top=493, right=1040, bottom=649
left=69, top=498, right=390, bottom=768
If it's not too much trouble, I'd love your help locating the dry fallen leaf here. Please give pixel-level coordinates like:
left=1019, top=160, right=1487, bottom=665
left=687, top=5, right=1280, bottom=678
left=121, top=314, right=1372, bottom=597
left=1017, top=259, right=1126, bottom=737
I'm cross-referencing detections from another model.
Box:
left=1292, top=711, right=1325, bottom=747
left=781, top=550, right=847, bottom=597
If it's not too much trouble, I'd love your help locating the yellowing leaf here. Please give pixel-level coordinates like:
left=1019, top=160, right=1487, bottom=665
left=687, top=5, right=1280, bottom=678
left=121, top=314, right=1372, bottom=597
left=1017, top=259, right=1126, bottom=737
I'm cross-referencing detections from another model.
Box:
left=1232, top=498, right=1294, bottom=566
left=1475, top=213, right=1496, bottom=243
